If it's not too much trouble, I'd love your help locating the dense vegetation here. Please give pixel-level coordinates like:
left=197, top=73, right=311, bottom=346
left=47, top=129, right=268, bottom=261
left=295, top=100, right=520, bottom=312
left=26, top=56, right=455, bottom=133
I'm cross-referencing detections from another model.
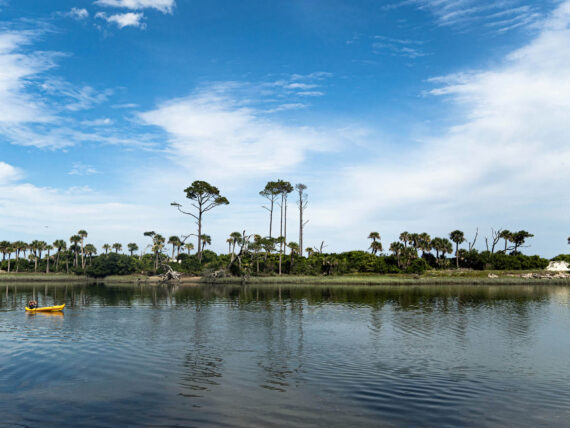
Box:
left=0, top=180, right=567, bottom=278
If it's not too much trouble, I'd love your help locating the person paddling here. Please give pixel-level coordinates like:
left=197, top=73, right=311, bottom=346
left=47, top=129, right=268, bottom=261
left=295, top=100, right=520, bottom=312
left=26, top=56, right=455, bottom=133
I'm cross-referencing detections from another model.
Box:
left=28, top=300, right=38, bottom=309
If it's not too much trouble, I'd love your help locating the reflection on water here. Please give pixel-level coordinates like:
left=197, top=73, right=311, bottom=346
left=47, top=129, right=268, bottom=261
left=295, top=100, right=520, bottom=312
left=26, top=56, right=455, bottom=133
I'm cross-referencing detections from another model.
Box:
left=1, top=282, right=570, bottom=427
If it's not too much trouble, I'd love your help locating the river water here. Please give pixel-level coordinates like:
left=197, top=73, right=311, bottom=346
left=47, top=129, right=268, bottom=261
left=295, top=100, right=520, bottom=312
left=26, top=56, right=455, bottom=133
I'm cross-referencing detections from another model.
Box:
left=1, top=283, right=569, bottom=427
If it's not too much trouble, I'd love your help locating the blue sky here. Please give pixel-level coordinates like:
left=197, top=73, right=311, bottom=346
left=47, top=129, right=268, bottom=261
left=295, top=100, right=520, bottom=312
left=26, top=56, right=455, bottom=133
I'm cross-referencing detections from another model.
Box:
left=0, top=0, right=568, bottom=256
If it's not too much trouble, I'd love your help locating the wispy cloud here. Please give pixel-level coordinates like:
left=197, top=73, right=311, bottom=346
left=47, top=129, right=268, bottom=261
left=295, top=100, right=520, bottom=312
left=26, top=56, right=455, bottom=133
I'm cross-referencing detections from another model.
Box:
left=40, top=79, right=113, bottom=111
left=69, top=162, right=99, bottom=176
left=95, top=12, right=146, bottom=29
left=0, top=28, right=156, bottom=150
left=112, top=103, right=139, bottom=109
left=0, top=31, right=57, bottom=124
left=266, top=103, right=308, bottom=113
left=384, top=0, right=543, bottom=32
left=81, top=118, right=114, bottom=126
left=372, top=36, right=428, bottom=58
left=94, top=0, right=175, bottom=14
left=264, top=72, right=332, bottom=99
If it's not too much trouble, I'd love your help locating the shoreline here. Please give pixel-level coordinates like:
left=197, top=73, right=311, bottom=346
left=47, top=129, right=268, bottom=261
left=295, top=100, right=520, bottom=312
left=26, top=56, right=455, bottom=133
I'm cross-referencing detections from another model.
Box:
left=1, top=271, right=568, bottom=286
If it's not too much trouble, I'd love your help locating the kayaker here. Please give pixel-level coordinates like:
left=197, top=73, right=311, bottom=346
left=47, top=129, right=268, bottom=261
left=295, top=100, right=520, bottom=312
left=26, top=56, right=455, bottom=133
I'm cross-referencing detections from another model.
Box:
left=28, top=300, right=38, bottom=309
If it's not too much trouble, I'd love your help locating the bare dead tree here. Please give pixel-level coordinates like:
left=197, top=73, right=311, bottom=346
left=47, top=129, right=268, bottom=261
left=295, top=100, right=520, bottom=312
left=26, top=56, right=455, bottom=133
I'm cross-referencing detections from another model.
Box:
left=158, top=261, right=181, bottom=282
left=314, top=240, right=327, bottom=255
left=468, top=227, right=479, bottom=251
left=296, top=183, right=309, bottom=257
left=489, top=228, right=502, bottom=254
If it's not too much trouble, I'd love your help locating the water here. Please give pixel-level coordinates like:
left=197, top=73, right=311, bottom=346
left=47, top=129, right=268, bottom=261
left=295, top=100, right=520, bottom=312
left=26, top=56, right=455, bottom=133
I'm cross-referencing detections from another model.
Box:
left=1, top=283, right=569, bottom=427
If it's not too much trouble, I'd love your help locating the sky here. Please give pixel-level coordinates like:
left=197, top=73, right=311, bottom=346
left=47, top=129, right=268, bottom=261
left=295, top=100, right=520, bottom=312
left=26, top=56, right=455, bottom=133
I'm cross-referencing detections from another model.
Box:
left=0, top=0, right=568, bottom=257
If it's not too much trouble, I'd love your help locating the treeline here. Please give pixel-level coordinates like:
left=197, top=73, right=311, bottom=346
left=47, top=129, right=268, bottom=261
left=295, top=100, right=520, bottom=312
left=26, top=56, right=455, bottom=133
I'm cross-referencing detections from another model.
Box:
left=0, top=179, right=568, bottom=278
left=0, top=229, right=565, bottom=278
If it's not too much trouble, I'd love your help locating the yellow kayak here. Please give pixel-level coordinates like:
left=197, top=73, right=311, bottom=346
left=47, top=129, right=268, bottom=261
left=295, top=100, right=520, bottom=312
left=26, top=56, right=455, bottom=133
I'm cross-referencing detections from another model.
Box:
left=25, top=304, right=65, bottom=313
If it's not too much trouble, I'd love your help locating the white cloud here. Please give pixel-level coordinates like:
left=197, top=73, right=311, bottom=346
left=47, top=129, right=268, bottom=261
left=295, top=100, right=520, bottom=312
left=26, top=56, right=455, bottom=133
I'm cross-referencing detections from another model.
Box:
left=139, top=87, right=339, bottom=180
left=65, top=8, right=89, bottom=20
left=94, top=0, right=175, bottom=14
left=312, top=1, right=570, bottom=255
left=0, top=31, right=56, bottom=124
left=95, top=12, right=146, bottom=28
left=0, top=162, right=22, bottom=185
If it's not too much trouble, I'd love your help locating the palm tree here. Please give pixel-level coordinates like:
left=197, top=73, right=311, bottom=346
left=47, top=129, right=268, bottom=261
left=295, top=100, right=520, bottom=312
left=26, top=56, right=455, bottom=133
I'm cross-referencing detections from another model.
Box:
left=13, top=241, right=27, bottom=272
left=27, top=240, right=46, bottom=272
left=229, top=231, right=242, bottom=256
left=306, top=247, right=314, bottom=257
left=184, top=243, right=194, bottom=255
left=226, top=238, right=233, bottom=254
left=399, top=231, right=410, bottom=247
left=69, top=235, right=81, bottom=267
left=84, top=244, right=97, bottom=265
left=28, top=253, right=37, bottom=271
left=409, top=233, right=420, bottom=249
left=368, top=232, right=381, bottom=254
left=287, top=242, right=300, bottom=271
left=449, top=230, right=466, bottom=268
left=0, top=241, right=8, bottom=260
left=402, top=246, right=418, bottom=269
left=168, top=236, right=182, bottom=260
left=151, top=234, right=165, bottom=272
left=78, top=229, right=88, bottom=269
left=127, top=243, right=139, bottom=257
left=112, top=243, right=122, bottom=253
left=431, top=237, right=442, bottom=259
left=45, top=245, right=53, bottom=273
left=37, top=241, right=47, bottom=271
left=440, top=238, right=453, bottom=263
left=200, top=234, right=212, bottom=250
left=370, top=241, right=383, bottom=255
left=102, top=243, right=111, bottom=254
left=418, top=233, right=431, bottom=256
left=5, top=242, right=14, bottom=273
left=53, top=239, right=66, bottom=272
left=390, top=241, right=405, bottom=268
left=28, top=240, right=39, bottom=272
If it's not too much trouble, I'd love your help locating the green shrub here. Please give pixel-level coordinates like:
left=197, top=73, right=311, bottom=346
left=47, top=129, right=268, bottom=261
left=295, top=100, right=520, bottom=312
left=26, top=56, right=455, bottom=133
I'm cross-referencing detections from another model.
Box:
left=86, top=253, right=137, bottom=278
left=405, top=258, right=429, bottom=274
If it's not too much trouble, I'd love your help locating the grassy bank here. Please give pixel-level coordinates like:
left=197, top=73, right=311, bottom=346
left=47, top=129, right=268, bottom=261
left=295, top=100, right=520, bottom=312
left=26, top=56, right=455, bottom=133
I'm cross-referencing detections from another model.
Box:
left=0, top=273, right=88, bottom=283
left=3, top=271, right=568, bottom=286
left=203, top=271, right=570, bottom=286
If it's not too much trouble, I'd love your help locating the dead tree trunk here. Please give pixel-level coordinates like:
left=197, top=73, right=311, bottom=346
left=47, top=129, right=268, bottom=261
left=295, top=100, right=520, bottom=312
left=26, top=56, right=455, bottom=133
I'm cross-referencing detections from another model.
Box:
left=296, top=183, right=308, bottom=257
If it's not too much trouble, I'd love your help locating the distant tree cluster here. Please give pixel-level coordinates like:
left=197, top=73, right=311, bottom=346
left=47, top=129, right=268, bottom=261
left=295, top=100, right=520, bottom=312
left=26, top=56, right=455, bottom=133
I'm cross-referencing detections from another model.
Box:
left=1, top=179, right=567, bottom=278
